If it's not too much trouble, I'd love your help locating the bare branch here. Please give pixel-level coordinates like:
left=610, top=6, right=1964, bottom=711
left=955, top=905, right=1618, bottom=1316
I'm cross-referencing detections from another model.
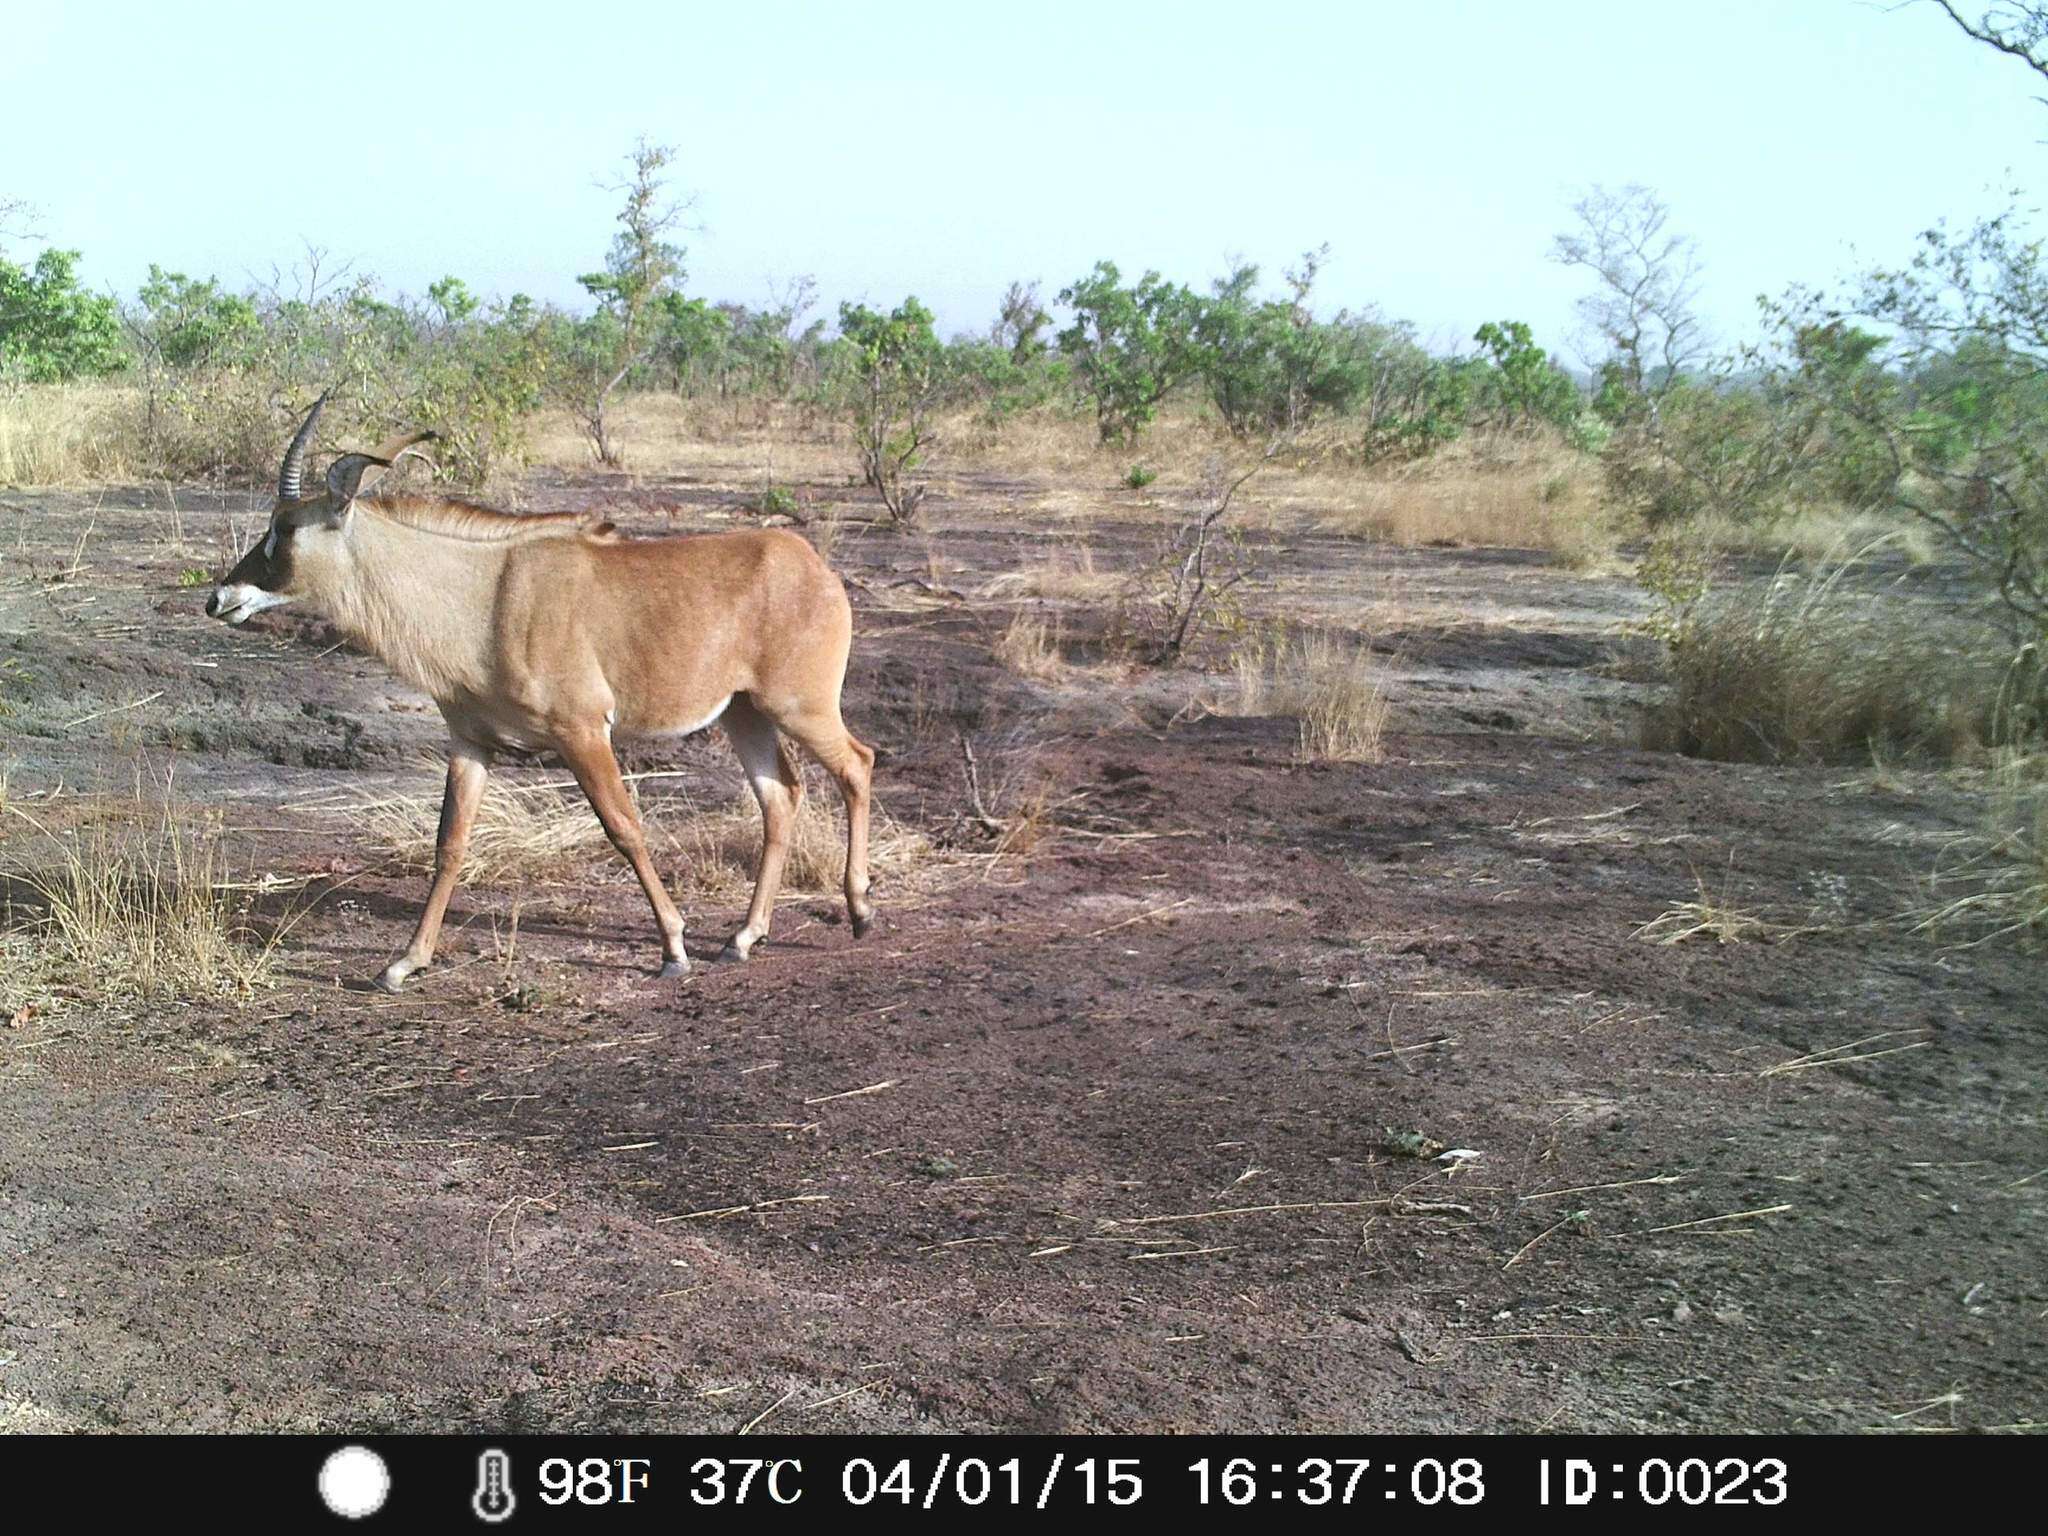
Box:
left=1932, top=0, right=2048, bottom=82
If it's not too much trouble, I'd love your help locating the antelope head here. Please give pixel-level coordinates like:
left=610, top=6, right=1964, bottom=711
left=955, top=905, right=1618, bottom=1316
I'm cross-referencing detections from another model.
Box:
left=207, top=392, right=437, bottom=625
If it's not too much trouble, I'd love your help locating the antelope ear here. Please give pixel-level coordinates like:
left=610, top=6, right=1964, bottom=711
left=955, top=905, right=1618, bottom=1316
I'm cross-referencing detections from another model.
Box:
left=368, top=427, right=439, bottom=467
left=324, top=452, right=393, bottom=518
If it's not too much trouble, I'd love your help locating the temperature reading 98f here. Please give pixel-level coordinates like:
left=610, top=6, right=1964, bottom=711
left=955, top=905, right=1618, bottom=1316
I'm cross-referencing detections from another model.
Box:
left=538, top=1457, right=653, bottom=1506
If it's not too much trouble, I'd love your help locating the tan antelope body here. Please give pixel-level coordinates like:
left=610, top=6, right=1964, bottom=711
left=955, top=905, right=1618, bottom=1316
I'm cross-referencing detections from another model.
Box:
left=208, top=395, right=875, bottom=990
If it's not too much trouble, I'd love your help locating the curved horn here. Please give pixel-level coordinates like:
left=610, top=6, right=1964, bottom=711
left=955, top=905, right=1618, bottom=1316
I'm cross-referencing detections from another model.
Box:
left=278, top=390, right=331, bottom=502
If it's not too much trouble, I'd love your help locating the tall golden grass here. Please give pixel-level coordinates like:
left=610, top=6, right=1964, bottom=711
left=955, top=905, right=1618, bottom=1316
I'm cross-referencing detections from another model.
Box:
left=0, top=382, right=1942, bottom=586
left=1692, top=506, right=1938, bottom=565
left=0, top=383, right=150, bottom=485
left=1645, top=536, right=2024, bottom=765
left=1281, top=432, right=1620, bottom=566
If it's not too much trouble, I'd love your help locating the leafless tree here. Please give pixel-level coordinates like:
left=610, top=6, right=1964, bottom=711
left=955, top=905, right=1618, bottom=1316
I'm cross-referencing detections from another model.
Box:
left=1154, top=457, right=1262, bottom=662
left=1552, top=184, right=1705, bottom=414
left=1932, top=1, right=2048, bottom=84
left=0, top=196, right=34, bottom=247
left=254, top=240, right=357, bottom=308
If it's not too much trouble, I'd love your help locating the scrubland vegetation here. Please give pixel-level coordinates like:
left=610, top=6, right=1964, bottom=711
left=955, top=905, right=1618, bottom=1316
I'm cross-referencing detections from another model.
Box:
left=8, top=3, right=2048, bottom=1442
left=6, top=15, right=2048, bottom=958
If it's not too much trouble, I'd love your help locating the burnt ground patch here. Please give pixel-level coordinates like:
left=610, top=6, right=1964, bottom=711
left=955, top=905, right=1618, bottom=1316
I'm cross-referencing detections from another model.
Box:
left=1, top=483, right=2041, bottom=1433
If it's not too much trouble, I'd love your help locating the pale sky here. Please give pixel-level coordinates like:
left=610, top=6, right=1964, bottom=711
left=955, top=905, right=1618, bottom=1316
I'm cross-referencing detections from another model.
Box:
left=2, top=1, right=2040, bottom=356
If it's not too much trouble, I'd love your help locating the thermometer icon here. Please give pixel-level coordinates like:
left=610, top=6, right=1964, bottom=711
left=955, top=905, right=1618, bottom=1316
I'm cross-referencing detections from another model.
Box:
left=473, top=1448, right=516, bottom=1524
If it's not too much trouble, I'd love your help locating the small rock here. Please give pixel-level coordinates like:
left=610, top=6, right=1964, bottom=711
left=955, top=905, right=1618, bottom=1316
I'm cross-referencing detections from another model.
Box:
left=1383, top=1128, right=1447, bottom=1160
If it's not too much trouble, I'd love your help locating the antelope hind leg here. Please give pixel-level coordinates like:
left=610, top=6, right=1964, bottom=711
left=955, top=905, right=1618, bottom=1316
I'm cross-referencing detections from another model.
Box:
left=773, top=706, right=876, bottom=942
left=718, top=697, right=804, bottom=962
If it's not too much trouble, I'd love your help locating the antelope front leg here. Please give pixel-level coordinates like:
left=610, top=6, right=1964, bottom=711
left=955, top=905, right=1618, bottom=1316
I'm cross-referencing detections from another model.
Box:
left=559, top=730, right=691, bottom=977
left=378, top=743, right=491, bottom=993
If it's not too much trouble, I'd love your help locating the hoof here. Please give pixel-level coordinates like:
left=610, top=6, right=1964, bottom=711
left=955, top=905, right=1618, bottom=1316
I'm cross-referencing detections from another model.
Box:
left=716, top=942, right=749, bottom=965
left=375, top=966, right=408, bottom=994
left=851, top=910, right=875, bottom=940
left=658, top=957, right=690, bottom=980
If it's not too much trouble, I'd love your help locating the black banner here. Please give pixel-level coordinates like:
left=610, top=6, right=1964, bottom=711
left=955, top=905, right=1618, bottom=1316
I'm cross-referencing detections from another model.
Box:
left=0, top=1434, right=2021, bottom=1520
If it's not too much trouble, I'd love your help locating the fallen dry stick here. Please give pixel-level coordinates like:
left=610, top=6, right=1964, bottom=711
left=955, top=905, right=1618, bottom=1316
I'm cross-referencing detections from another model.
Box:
left=1086, top=897, right=1197, bottom=939
left=737, top=1386, right=800, bottom=1436
left=1519, top=1172, right=1687, bottom=1203
left=803, top=1079, right=902, bottom=1105
left=59, top=690, right=163, bottom=730
left=1759, top=1030, right=1932, bottom=1078
left=1623, top=1203, right=1793, bottom=1237
left=655, top=1194, right=830, bottom=1223
left=1503, top=1213, right=1581, bottom=1271
left=1114, top=1198, right=1389, bottom=1228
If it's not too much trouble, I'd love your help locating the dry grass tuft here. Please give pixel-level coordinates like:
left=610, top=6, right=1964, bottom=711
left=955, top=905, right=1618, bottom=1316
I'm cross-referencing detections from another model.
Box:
left=1635, top=863, right=1777, bottom=946
left=526, top=396, right=851, bottom=485
left=665, top=790, right=936, bottom=901
left=339, top=772, right=940, bottom=902
left=981, top=541, right=1122, bottom=602
left=1914, top=748, right=2048, bottom=947
left=1, top=782, right=289, bottom=1009
left=345, top=778, right=613, bottom=886
left=803, top=503, right=847, bottom=566
left=1230, top=629, right=1390, bottom=762
left=992, top=608, right=1067, bottom=681
left=1645, top=537, right=2025, bottom=765
left=942, top=405, right=1209, bottom=482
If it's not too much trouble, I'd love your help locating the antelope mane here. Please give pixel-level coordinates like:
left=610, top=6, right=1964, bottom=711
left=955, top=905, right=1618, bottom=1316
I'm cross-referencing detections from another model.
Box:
left=358, top=493, right=617, bottom=544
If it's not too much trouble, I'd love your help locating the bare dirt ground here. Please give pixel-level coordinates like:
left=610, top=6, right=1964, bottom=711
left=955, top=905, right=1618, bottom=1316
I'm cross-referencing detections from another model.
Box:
left=1, top=452, right=2042, bottom=1434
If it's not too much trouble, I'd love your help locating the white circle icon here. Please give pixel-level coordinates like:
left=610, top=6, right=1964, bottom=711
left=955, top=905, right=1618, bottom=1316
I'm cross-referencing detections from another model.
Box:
left=318, top=1445, right=392, bottom=1519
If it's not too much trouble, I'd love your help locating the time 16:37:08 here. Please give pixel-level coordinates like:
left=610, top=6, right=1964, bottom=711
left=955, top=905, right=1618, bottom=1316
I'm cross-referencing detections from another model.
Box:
left=1189, top=1458, right=1486, bottom=1506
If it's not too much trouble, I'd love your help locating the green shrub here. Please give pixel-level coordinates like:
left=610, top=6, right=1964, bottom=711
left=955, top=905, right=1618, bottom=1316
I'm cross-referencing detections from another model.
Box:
left=131, top=267, right=260, bottom=369
left=1188, top=253, right=1374, bottom=439
left=0, top=249, right=122, bottom=383
left=752, top=485, right=799, bottom=518
left=839, top=296, right=942, bottom=526
left=132, top=280, right=553, bottom=488
left=1602, top=376, right=1817, bottom=526
left=1470, top=320, right=1581, bottom=432
left=1056, top=261, right=1202, bottom=444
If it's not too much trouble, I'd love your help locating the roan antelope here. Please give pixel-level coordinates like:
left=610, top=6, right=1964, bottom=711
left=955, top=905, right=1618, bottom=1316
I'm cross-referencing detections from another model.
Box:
left=207, top=393, right=877, bottom=991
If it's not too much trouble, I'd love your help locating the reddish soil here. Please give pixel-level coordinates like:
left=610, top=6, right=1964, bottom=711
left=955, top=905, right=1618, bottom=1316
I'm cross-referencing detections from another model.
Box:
left=0, top=474, right=2041, bottom=1433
